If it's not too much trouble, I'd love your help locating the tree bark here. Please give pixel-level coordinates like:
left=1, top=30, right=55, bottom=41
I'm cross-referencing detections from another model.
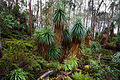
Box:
left=66, top=40, right=81, bottom=60
left=36, top=0, right=39, bottom=27
left=29, top=0, right=32, bottom=36
left=40, top=0, right=42, bottom=28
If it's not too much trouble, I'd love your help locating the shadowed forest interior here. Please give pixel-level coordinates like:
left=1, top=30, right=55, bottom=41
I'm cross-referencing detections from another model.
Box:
left=0, top=0, right=120, bottom=80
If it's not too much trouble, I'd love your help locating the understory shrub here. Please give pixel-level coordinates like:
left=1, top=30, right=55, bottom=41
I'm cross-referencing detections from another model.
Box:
left=46, top=43, right=61, bottom=60
left=2, top=38, right=34, bottom=53
left=63, top=55, right=78, bottom=71
left=90, top=41, right=101, bottom=53
left=72, top=71, right=94, bottom=80
left=10, top=68, right=27, bottom=80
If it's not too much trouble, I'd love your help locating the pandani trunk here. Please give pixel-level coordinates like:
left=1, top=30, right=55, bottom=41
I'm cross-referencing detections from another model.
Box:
left=66, top=40, right=81, bottom=60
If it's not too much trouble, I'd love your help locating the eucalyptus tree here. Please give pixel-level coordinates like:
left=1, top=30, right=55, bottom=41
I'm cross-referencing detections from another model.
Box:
left=53, top=0, right=66, bottom=45
left=115, top=13, right=120, bottom=34
left=40, top=0, right=42, bottom=27
left=36, top=0, right=39, bottom=27
left=29, top=0, right=32, bottom=36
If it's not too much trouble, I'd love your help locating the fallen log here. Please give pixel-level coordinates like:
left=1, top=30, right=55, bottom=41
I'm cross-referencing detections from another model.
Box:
left=37, top=70, right=54, bottom=80
left=92, top=57, right=112, bottom=61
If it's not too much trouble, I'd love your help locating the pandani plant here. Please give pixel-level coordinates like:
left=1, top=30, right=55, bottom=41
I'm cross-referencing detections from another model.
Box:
left=33, top=26, right=54, bottom=59
left=46, top=43, right=61, bottom=60
left=66, top=18, right=85, bottom=59
left=53, top=0, right=66, bottom=45
left=10, top=68, right=27, bottom=80
left=59, top=28, right=72, bottom=62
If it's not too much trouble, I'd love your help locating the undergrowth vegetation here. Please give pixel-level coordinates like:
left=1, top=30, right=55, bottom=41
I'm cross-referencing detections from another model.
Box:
left=0, top=0, right=120, bottom=80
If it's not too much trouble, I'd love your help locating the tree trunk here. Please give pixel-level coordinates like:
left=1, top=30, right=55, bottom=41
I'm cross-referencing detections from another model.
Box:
left=59, top=41, right=70, bottom=62
left=36, top=0, right=39, bottom=27
left=86, top=14, right=88, bottom=28
left=91, top=0, right=94, bottom=39
left=118, top=25, right=120, bottom=34
left=85, top=36, right=91, bottom=48
left=46, top=0, right=55, bottom=27
left=66, top=40, right=81, bottom=60
left=54, top=27, right=62, bottom=45
left=29, top=0, right=32, bottom=36
left=40, top=0, right=42, bottom=28
left=110, top=29, right=114, bottom=40
left=69, top=5, right=71, bottom=26
left=42, top=44, right=49, bottom=59
left=16, top=0, right=18, bottom=3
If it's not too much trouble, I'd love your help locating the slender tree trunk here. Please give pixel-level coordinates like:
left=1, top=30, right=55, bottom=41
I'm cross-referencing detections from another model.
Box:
left=110, top=29, right=114, bottom=39
left=46, top=0, right=55, bottom=27
left=40, top=0, right=42, bottom=28
left=91, top=0, right=94, bottom=39
left=86, top=14, right=88, bottom=28
left=66, top=40, right=81, bottom=60
left=29, top=0, right=32, bottom=36
left=69, top=5, right=71, bottom=26
left=85, top=36, right=91, bottom=47
left=16, top=0, right=18, bottom=3
left=36, top=0, right=39, bottom=27
left=54, top=25, right=63, bottom=45
left=118, top=25, right=120, bottom=34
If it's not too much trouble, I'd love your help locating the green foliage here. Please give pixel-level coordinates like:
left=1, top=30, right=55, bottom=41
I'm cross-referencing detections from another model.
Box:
left=72, top=18, right=85, bottom=40
left=90, top=60, right=99, bottom=69
left=12, top=3, right=20, bottom=18
left=0, top=12, right=18, bottom=29
left=47, top=43, right=61, bottom=60
left=53, top=0, right=66, bottom=25
left=62, top=28, right=72, bottom=43
left=82, top=48, right=92, bottom=56
left=19, top=12, right=27, bottom=24
left=63, top=55, right=78, bottom=71
left=0, top=51, right=49, bottom=79
left=112, top=33, right=120, bottom=43
left=107, top=42, right=116, bottom=47
left=49, top=61, right=60, bottom=69
left=90, top=41, right=101, bottom=53
left=10, top=68, right=26, bottom=80
left=86, top=27, right=92, bottom=36
left=112, top=52, right=120, bottom=63
left=72, top=71, right=94, bottom=80
left=96, top=32, right=103, bottom=41
left=34, top=26, right=54, bottom=45
left=105, top=66, right=120, bottom=80
left=2, top=38, right=34, bottom=53
left=110, top=22, right=115, bottom=30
